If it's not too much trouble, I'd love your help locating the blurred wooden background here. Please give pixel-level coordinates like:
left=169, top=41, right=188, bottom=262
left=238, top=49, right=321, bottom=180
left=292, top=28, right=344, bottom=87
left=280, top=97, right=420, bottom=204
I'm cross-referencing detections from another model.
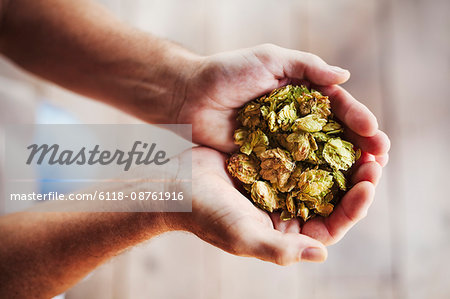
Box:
left=0, top=0, right=449, bottom=298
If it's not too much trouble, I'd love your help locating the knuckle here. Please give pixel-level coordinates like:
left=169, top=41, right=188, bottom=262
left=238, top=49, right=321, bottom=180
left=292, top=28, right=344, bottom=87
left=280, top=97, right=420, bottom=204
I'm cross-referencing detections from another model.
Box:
left=270, top=246, right=290, bottom=266
left=359, top=210, right=368, bottom=220
left=307, top=53, right=322, bottom=64
left=324, top=219, right=339, bottom=246
left=227, top=243, right=240, bottom=256
left=227, top=226, right=251, bottom=256
left=194, top=58, right=222, bottom=86
left=258, top=43, right=279, bottom=52
left=342, top=206, right=361, bottom=223
left=229, top=237, right=247, bottom=255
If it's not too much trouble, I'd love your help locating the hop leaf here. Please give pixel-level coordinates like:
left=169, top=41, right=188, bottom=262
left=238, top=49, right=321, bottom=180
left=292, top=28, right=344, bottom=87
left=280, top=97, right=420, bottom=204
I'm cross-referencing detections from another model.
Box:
left=267, top=111, right=278, bottom=132
left=305, top=143, right=326, bottom=165
left=291, top=114, right=327, bottom=133
left=277, top=102, right=297, bottom=131
left=315, top=202, right=334, bottom=217
left=297, top=202, right=311, bottom=221
left=322, top=120, right=343, bottom=134
left=312, top=132, right=330, bottom=143
left=233, top=128, right=249, bottom=146
left=333, top=169, right=347, bottom=191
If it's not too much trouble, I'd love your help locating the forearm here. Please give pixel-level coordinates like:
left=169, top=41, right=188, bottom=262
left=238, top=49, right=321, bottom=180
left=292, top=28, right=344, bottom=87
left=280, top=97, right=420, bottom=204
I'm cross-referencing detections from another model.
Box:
left=0, top=211, right=167, bottom=298
left=0, top=150, right=190, bottom=298
left=0, top=0, right=199, bottom=123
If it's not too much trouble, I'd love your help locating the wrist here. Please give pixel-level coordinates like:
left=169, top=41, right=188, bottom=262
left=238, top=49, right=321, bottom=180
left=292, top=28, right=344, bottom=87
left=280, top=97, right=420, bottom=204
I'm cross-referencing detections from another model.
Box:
left=159, top=149, right=196, bottom=232
left=163, top=45, right=203, bottom=124
left=128, top=33, right=203, bottom=124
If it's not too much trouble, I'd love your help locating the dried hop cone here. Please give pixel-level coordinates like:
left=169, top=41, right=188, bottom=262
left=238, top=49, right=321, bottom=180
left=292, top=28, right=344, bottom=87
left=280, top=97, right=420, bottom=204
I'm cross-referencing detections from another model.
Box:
left=227, top=85, right=361, bottom=221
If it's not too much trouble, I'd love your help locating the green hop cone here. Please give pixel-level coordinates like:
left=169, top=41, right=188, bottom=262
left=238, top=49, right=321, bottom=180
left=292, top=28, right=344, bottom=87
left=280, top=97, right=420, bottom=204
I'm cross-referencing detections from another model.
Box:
left=297, top=169, right=334, bottom=198
left=251, top=181, right=280, bottom=212
left=235, top=129, right=269, bottom=156
left=292, top=114, right=327, bottom=133
left=323, top=137, right=357, bottom=171
left=226, top=85, right=360, bottom=221
left=226, top=153, right=260, bottom=184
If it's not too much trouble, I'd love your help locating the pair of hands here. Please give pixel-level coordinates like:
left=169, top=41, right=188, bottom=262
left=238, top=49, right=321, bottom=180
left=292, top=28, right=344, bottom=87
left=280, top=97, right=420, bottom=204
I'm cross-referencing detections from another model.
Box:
left=166, top=44, right=390, bottom=265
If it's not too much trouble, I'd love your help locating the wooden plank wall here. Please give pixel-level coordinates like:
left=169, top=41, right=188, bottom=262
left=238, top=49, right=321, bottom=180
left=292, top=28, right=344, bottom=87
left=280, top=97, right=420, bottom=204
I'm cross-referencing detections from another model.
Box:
left=0, top=0, right=448, bottom=298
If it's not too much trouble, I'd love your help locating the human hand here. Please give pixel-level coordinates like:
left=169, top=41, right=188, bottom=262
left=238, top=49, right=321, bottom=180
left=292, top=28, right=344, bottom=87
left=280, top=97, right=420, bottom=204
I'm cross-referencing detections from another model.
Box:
left=177, top=44, right=390, bottom=164
left=168, top=145, right=385, bottom=265
left=169, top=45, right=391, bottom=264
left=168, top=147, right=327, bottom=265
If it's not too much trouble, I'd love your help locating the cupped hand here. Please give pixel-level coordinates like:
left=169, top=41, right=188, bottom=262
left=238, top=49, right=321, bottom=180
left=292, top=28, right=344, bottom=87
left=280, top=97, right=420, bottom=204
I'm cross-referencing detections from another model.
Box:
left=170, top=45, right=391, bottom=264
left=169, top=146, right=384, bottom=265
left=269, top=148, right=385, bottom=247
left=178, top=44, right=389, bottom=164
left=169, top=147, right=327, bottom=265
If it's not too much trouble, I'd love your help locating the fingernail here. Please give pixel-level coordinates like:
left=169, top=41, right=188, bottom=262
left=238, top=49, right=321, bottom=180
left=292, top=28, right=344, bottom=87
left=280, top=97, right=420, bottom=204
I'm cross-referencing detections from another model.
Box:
left=330, top=65, right=349, bottom=74
left=301, top=247, right=326, bottom=262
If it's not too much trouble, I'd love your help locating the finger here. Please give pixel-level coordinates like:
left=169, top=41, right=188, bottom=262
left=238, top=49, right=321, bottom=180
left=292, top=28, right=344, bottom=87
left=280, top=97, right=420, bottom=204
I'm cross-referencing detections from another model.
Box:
left=269, top=212, right=301, bottom=233
left=345, top=129, right=391, bottom=156
left=319, top=85, right=379, bottom=137
left=253, top=44, right=350, bottom=85
left=301, top=181, right=375, bottom=246
left=239, top=225, right=327, bottom=265
left=354, top=151, right=375, bottom=168
left=281, top=49, right=351, bottom=85
left=375, top=153, right=389, bottom=167
left=351, top=161, right=382, bottom=186
left=324, top=181, right=375, bottom=245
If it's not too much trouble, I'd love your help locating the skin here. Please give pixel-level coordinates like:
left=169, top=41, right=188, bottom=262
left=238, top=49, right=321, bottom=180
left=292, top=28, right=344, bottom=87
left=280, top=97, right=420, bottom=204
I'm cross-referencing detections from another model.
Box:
left=0, top=0, right=390, bottom=297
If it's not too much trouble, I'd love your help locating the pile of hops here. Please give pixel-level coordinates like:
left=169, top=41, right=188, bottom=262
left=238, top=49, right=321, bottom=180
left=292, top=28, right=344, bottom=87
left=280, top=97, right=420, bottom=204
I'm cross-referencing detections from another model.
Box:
left=226, top=85, right=360, bottom=221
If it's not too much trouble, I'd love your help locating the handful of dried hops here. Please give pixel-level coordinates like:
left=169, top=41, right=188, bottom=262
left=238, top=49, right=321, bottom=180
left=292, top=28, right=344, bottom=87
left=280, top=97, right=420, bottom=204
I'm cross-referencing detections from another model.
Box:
left=226, top=85, right=360, bottom=221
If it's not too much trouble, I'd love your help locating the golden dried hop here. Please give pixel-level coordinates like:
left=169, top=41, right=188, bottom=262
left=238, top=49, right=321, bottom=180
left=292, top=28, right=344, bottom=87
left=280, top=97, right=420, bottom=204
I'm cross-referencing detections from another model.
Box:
left=227, top=85, right=361, bottom=221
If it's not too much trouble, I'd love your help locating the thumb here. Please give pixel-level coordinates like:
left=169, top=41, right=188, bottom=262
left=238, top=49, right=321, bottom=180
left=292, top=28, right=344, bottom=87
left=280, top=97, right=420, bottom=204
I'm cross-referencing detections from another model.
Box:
left=282, top=49, right=350, bottom=85
left=239, top=226, right=328, bottom=265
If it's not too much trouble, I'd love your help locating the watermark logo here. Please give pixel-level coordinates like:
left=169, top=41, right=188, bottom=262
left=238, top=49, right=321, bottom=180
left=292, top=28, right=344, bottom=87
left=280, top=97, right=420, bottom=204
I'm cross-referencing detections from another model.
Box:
left=26, top=141, right=169, bottom=171
left=2, top=124, right=192, bottom=213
